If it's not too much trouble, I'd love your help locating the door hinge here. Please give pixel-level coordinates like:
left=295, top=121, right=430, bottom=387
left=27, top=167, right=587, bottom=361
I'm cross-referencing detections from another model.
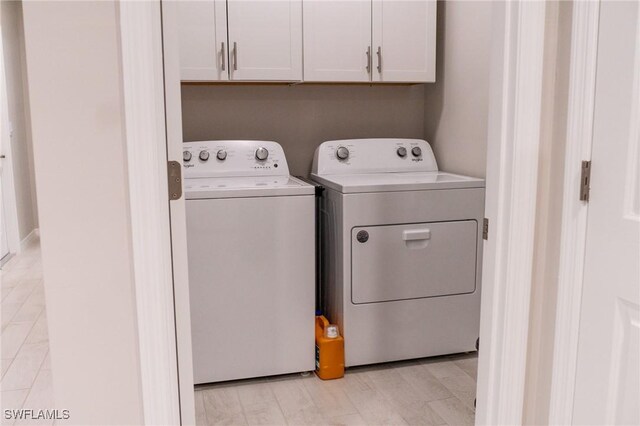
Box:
left=580, top=160, right=591, bottom=202
left=482, top=218, right=489, bottom=240
left=167, top=161, right=182, bottom=200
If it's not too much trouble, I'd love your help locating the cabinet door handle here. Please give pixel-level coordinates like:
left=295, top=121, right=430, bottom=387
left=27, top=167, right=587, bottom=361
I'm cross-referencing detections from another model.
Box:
left=221, top=42, right=226, bottom=71
left=376, top=46, right=382, bottom=73
left=366, top=46, right=371, bottom=73
left=233, top=42, right=238, bottom=71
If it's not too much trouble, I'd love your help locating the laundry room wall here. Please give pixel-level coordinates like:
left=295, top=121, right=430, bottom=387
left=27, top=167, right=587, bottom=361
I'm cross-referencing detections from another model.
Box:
left=423, top=1, right=493, bottom=178
left=1, top=0, right=39, bottom=242
left=181, top=84, right=425, bottom=176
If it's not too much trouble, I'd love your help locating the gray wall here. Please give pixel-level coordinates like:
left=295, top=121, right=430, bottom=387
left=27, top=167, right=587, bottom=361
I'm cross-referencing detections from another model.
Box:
left=2, top=0, right=38, bottom=240
left=424, top=1, right=493, bottom=178
left=181, top=84, right=425, bottom=176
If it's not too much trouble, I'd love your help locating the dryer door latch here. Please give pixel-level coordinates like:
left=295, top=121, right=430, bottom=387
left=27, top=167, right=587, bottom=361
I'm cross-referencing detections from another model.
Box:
left=168, top=161, right=183, bottom=201
left=482, top=218, right=489, bottom=241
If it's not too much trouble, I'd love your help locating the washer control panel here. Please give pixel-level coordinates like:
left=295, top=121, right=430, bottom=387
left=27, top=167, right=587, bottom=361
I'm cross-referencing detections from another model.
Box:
left=183, top=140, right=289, bottom=178
left=312, top=138, right=438, bottom=175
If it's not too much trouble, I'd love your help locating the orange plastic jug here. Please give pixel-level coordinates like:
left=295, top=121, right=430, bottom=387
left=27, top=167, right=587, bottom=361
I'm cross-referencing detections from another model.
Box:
left=315, top=316, right=345, bottom=380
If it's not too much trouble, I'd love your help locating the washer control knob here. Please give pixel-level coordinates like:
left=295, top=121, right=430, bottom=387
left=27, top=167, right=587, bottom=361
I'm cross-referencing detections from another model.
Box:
left=199, top=150, right=210, bottom=161
left=183, top=151, right=192, bottom=162
left=336, top=146, right=350, bottom=160
left=216, top=150, right=227, bottom=161
left=255, top=147, right=269, bottom=161
left=411, top=146, right=422, bottom=157
left=397, top=147, right=407, bottom=157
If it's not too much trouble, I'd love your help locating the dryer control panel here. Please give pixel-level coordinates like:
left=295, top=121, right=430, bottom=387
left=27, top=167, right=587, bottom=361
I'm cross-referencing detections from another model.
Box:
left=311, top=139, right=438, bottom=175
left=183, top=140, right=290, bottom=178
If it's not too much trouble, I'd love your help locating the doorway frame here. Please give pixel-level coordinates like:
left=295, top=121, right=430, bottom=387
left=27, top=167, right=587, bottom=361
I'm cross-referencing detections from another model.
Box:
left=548, top=1, right=600, bottom=424
left=119, top=1, right=550, bottom=424
left=0, top=13, right=22, bottom=262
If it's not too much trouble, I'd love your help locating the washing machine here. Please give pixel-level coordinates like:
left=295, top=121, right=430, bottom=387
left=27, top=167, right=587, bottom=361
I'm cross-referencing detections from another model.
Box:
left=310, top=138, right=485, bottom=367
left=184, top=140, right=315, bottom=384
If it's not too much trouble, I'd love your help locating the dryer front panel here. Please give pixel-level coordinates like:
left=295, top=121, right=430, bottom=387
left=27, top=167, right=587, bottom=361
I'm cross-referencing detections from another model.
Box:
left=351, top=220, right=477, bottom=304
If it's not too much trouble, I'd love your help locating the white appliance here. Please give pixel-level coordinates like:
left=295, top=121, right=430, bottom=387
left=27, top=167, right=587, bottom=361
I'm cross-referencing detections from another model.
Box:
left=310, top=138, right=485, bottom=367
left=184, top=140, right=315, bottom=384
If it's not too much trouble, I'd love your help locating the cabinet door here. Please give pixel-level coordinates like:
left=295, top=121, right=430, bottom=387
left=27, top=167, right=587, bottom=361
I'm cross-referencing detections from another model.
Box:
left=176, top=0, right=229, bottom=81
left=372, top=0, right=436, bottom=82
left=303, top=1, right=372, bottom=82
left=227, top=0, right=302, bottom=81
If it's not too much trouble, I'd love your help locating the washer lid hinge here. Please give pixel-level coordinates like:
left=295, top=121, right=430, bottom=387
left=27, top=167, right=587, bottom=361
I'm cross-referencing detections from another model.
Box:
left=580, top=160, right=591, bottom=202
left=167, top=161, right=183, bottom=201
left=482, top=218, right=489, bottom=240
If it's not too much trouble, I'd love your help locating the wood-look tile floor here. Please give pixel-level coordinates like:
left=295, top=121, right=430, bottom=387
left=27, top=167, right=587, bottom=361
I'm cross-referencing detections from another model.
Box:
left=195, top=353, right=478, bottom=426
left=1, top=238, right=54, bottom=426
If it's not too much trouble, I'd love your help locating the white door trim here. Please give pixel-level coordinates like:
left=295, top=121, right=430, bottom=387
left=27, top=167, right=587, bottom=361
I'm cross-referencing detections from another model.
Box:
left=548, top=2, right=600, bottom=424
left=118, top=2, right=182, bottom=424
left=476, top=1, right=546, bottom=424
left=0, top=15, right=22, bottom=259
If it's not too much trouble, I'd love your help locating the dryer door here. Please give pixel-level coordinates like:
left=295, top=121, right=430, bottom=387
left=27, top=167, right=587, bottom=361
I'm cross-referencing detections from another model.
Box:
left=351, top=220, right=478, bottom=304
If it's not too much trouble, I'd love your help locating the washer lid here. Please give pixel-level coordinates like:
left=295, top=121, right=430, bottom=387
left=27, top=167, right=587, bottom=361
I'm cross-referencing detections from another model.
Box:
left=310, top=171, right=485, bottom=194
left=185, top=175, right=314, bottom=199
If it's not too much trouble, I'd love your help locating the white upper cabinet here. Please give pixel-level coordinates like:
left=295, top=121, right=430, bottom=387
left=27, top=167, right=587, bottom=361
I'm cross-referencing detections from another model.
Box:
left=177, top=0, right=229, bottom=81
left=175, top=0, right=435, bottom=83
left=372, top=0, right=437, bottom=82
left=227, top=0, right=303, bottom=81
left=303, top=1, right=372, bottom=82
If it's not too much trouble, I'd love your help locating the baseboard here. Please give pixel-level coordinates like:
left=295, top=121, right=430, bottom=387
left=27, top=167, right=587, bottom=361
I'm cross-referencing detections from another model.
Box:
left=20, top=228, right=40, bottom=252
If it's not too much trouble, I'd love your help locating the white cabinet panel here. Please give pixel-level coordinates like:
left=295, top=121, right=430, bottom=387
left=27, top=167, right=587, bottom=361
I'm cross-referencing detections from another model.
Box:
left=227, top=0, right=302, bottom=81
left=303, top=1, right=372, bottom=82
left=372, top=0, right=436, bottom=82
left=177, top=0, right=228, bottom=81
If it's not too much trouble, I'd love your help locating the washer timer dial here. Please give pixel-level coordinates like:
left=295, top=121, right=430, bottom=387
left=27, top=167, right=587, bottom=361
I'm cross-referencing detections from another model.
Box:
left=255, top=147, right=269, bottom=161
left=336, top=146, right=350, bottom=160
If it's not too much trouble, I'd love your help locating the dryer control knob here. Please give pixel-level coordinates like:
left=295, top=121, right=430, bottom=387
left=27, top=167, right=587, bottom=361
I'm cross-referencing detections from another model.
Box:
left=183, top=151, right=192, bottom=162
left=397, top=147, right=407, bottom=157
left=199, top=150, right=210, bottom=161
left=216, top=150, right=227, bottom=161
left=411, top=146, right=422, bottom=157
left=255, top=147, right=269, bottom=161
left=336, top=146, right=350, bottom=160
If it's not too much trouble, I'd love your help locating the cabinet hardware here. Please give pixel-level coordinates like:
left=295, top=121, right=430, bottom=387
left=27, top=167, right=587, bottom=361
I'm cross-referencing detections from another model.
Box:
left=376, top=46, right=382, bottom=73
left=233, top=42, right=238, bottom=71
left=366, top=46, right=371, bottom=73
left=221, top=42, right=226, bottom=71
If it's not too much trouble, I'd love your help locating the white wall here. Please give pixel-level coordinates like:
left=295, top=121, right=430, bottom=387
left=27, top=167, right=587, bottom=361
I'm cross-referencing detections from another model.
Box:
left=1, top=0, right=38, bottom=241
left=22, top=2, right=144, bottom=424
left=423, top=1, right=493, bottom=178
